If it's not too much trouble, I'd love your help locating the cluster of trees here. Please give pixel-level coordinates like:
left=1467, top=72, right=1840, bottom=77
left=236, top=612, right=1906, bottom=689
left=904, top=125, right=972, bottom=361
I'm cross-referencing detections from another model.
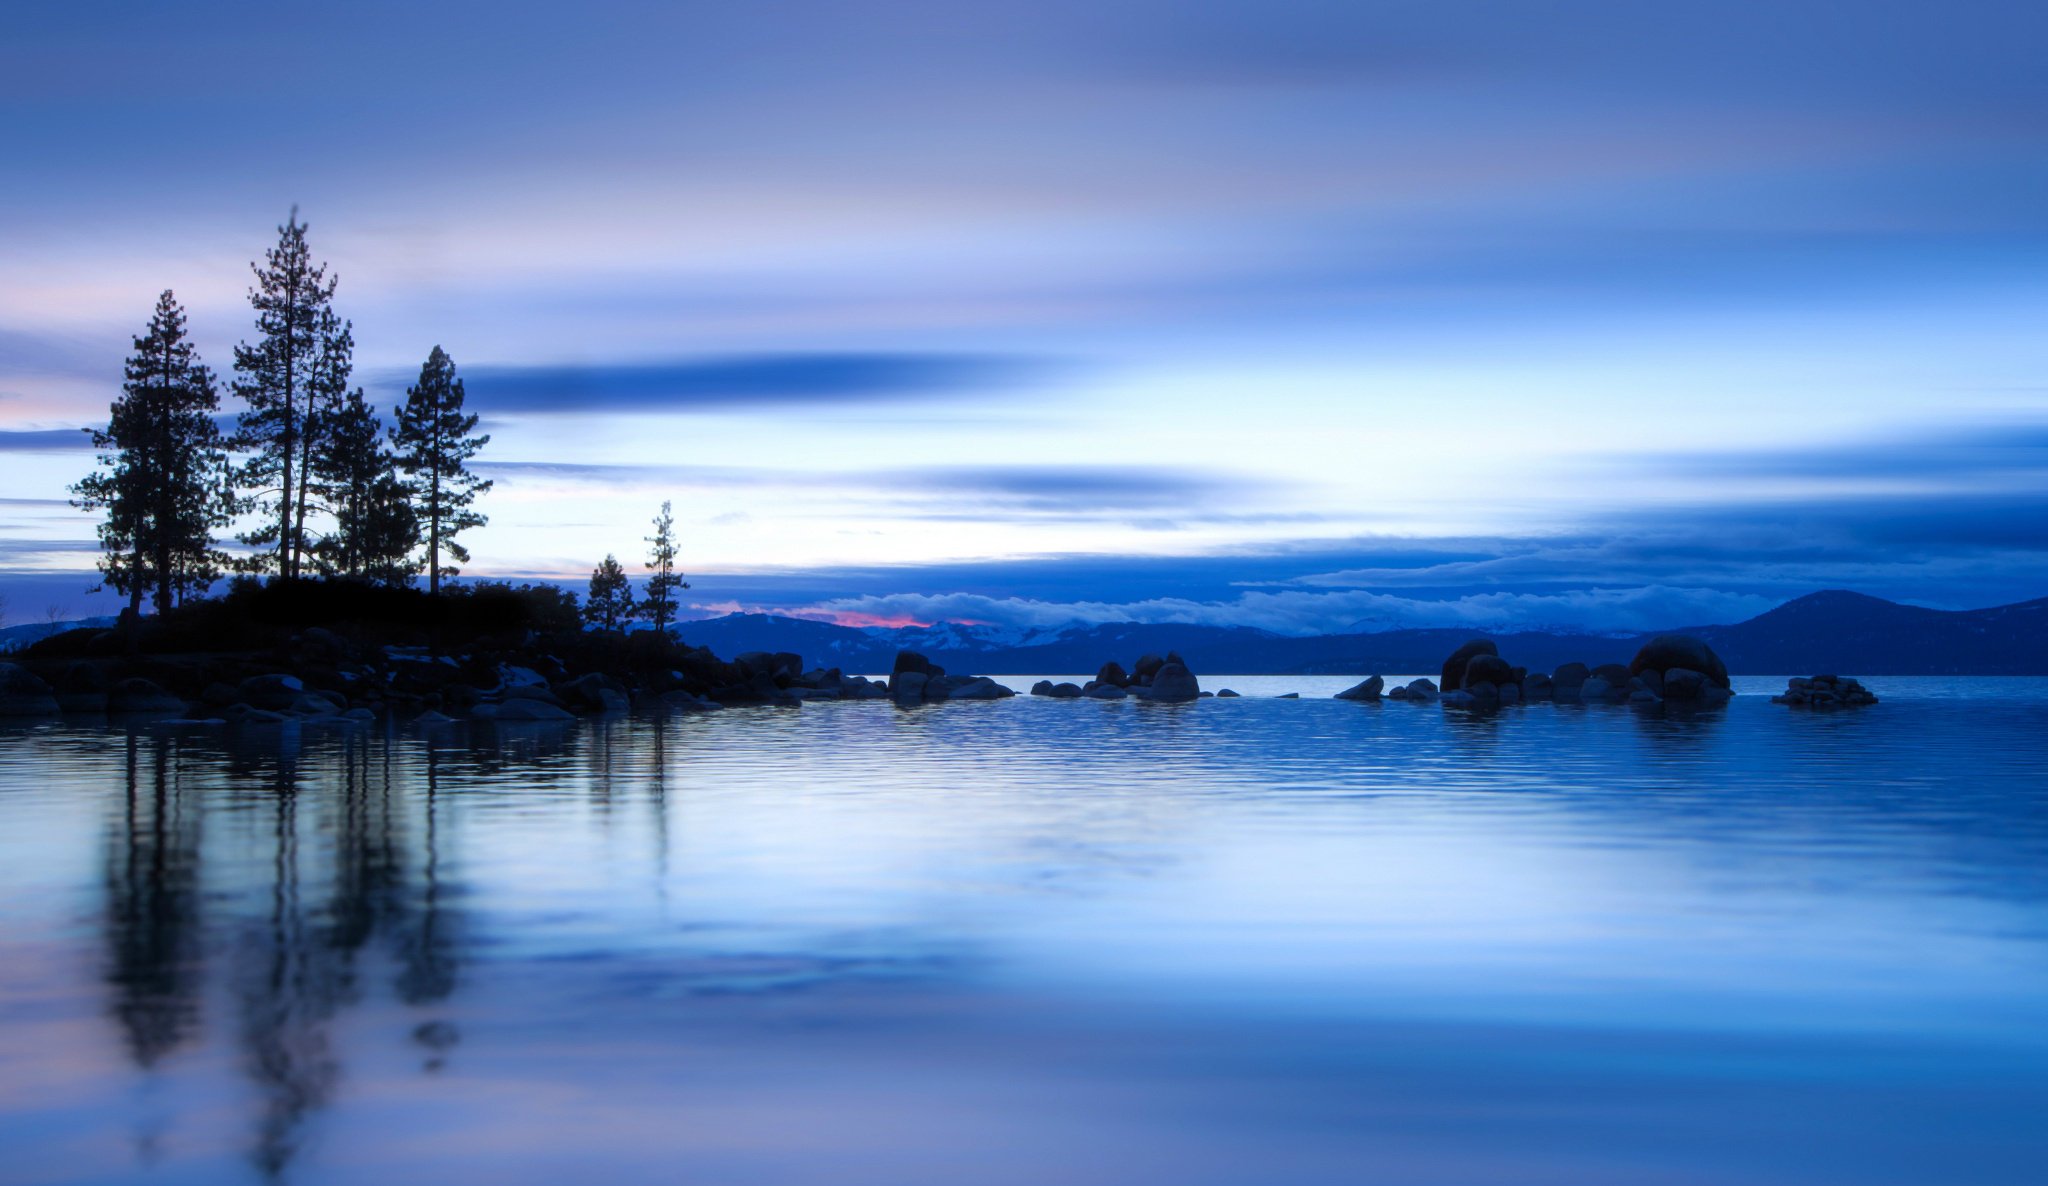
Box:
left=580, top=500, right=691, bottom=636
left=72, top=212, right=492, bottom=613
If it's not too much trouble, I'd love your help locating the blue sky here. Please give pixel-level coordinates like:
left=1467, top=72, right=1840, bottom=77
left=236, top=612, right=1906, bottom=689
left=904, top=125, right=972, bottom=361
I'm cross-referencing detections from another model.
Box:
left=3, top=0, right=2045, bottom=633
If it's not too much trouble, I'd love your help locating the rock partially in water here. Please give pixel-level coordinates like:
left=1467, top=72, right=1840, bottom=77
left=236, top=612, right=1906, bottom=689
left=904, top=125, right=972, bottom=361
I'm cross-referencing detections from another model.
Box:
left=1629, top=635, right=1730, bottom=689
left=1139, top=663, right=1200, bottom=702
left=1334, top=675, right=1384, bottom=701
left=1440, top=640, right=1498, bottom=692
left=0, top=662, right=59, bottom=716
left=1772, top=674, right=1878, bottom=708
left=109, top=677, right=185, bottom=714
left=1084, top=683, right=1128, bottom=699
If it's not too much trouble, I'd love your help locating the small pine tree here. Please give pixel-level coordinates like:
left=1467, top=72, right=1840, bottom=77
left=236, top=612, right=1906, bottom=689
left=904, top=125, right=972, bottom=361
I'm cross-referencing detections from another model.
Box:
left=71, top=291, right=233, bottom=613
left=582, top=554, right=637, bottom=633
left=640, top=501, right=688, bottom=636
left=391, top=346, right=491, bottom=594
left=314, top=388, right=417, bottom=582
left=232, top=209, right=341, bottom=579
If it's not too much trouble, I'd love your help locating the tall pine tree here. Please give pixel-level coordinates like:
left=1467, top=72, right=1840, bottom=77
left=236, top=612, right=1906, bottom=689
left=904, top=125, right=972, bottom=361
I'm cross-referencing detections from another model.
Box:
left=232, top=209, right=340, bottom=579
left=391, top=346, right=490, bottom=594
left=640, top=501, right=688, bottom=635
left=71, top=291, right=233, bottom=613
left=582, top=554, right=636, bottom=633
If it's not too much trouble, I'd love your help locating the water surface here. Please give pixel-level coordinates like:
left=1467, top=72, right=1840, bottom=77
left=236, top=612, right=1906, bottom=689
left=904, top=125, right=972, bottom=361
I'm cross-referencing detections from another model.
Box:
left=3, top=677, right=2047, bottom=1184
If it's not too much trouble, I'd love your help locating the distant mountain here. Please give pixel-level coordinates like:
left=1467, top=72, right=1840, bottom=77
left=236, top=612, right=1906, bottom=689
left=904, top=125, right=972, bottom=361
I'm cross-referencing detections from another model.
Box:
left=676, top=591, right=2048, bottom=676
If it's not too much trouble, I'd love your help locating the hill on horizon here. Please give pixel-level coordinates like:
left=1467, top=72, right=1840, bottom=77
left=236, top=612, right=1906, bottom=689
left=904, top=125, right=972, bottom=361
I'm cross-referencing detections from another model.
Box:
left=673, top=590, right=2048, bottom=676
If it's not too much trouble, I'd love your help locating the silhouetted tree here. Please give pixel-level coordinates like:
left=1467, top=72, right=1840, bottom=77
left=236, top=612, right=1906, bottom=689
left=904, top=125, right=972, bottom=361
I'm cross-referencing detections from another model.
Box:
left=233, top=209, right=342, bottom=579
left=313, top=389, right=418, bottom=583
left=71, top=291, right=233, bottom=613
left=391, top=346, right=490, bottom=595
left=640, top=500, right=688, bottom=635
left=583, top=554, right=636, bottom=633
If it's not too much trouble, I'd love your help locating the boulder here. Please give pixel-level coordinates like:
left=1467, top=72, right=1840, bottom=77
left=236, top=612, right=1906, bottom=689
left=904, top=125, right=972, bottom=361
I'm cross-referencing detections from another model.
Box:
left=1334, top=676, right=1384, bottom=702
left=55, top=662, right=111, bottom=713
left=501, top=665, right=548, bottom=688
left=1633, top=668, right=1665, bottom=697
left=1465, top=680, right=1500, bottom=703
left=1215, top=689, right=1240, bottom=698
left=944, top=677, right=1014, bottom=701
left=1440, top=640, right=1499, bottom=692
left=109, top=678, right=185, bottom=714
left=1095, top=661, right=1130, bottom=688
left=1579, top=676, right=1614, bottom=701
left=892, top=651, right=938, bottom=678
left=1661, top=667, right=1706, bottom=701
left=1523, top=673, right=1553, bottom=701
left=1277, top=692, right=1299, bottom=699
left=1498, top=682, right=1522, bottom=705
left=0, top=663, right=59, bottom=716
left=1083, top=683, right=1128, bottom=700
left=1143, top=663, right=1200, bottom=702
left=1401, top=678, right=1440, bottom=702
left=1773, top=674, right=1875, bottom=708
left=1552, top=662, right=1590, bottom=689
left=483, top=699, right=576, bottom=722
left=1132, top=654, right=1166, bottom=684
left=1030, top=680, right=1055, bottom=696
left=557, top=673, right=630, bottom=713
left=891, top=671, right=928, bottom=704
left=1591, top=663, right=1632, bottom=686
left=1629, top=635, right=1730, bottom=689
left=236, top=673, right=305, bottom=711
left=1461, top=654, right=1517, bottom=690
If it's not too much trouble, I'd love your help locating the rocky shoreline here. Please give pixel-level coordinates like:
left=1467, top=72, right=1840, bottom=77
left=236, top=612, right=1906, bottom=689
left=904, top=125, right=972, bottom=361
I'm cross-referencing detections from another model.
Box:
left=0, top=614, right=1883, bottom=724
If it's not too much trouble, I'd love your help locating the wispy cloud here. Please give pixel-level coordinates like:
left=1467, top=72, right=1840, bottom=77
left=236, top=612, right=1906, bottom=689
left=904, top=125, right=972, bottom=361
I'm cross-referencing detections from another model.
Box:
left=411, top=353, right=1055, bottom=414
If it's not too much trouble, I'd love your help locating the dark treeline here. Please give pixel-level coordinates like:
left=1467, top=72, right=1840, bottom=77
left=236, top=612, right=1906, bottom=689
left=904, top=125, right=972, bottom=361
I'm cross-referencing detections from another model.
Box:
left=69, top=210, right=688, bottom=634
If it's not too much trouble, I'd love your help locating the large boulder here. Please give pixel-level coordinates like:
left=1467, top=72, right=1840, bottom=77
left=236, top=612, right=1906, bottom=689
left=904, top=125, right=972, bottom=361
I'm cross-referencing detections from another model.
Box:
left=1083, top=683, right=1128, bottom=699
left=1440, top=640, right=1498, bottom=692
left=1045, top=682, right=1083, bottom=699
left=1402, top=678, right=1440, bottom=702
left=1131, top=654, right=1166, bottom=684
left=943, top=677, right=1014, bottom=701
left=0, top=663, right=59, bottom=716
left=236, top=674, right=305, bottom=711
left=556, top=673, right=630, bottom=713
left=1335, top=675, right=1384, bottom=702
left=892, top=651, right=938, bottom=678
left=1094, top=661, right=1130, bottom=688
left=1142, top=663, right=1200, bottom=702
left=109, top=678, right=185, bottom=714
left=1461, top=654, right=1517, bottom=690
left=891, top=671, right=928, bottom=704
left=1552, top=662, right=1590, bottom=690
left=1629, top=635, right=1730, bottom=689
left=54, top=662, right=111, bottom=713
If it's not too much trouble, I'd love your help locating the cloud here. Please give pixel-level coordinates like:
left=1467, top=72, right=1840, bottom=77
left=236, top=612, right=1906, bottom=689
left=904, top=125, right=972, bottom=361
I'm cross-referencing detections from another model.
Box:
left=409, top=353, right=1054, bottom=414
left=0, top=428, right=91, bottom=452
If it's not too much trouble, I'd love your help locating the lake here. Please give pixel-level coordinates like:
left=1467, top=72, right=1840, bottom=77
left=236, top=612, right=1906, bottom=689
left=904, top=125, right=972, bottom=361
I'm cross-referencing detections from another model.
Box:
left=3, top=676, right=2047, bottom=1185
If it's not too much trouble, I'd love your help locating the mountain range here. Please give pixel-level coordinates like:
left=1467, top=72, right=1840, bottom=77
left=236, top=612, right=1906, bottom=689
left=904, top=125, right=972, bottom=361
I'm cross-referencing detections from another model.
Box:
left=673, top=591, right=2048, bottom=676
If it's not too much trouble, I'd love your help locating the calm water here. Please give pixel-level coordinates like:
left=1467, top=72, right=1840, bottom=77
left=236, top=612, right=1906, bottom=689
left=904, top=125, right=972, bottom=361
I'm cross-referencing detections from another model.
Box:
left=4, top=676, right=2048, bottom=1185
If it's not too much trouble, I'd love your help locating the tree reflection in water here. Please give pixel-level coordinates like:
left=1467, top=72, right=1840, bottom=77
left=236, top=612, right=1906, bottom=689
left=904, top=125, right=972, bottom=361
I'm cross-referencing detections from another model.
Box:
left=100, top=725, right=471, bottom=1181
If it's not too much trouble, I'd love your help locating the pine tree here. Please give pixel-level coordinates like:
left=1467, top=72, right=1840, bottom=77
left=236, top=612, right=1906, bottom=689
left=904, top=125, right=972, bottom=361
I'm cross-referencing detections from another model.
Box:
left=640, top=501, right=688, bottom=636
left=391, top=346, right=490, bottom=594
left=313, top=388, right=418, bottom=583
left=232, top=209, right=340, bottom=579
left=70, top=291, right=233, bottom=613
left=583, top=554, right=637, bottom=633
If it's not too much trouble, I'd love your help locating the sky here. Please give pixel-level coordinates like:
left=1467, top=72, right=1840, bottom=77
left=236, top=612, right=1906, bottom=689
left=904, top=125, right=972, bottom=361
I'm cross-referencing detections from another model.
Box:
left=3, top=0, right=2046, bottom=635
